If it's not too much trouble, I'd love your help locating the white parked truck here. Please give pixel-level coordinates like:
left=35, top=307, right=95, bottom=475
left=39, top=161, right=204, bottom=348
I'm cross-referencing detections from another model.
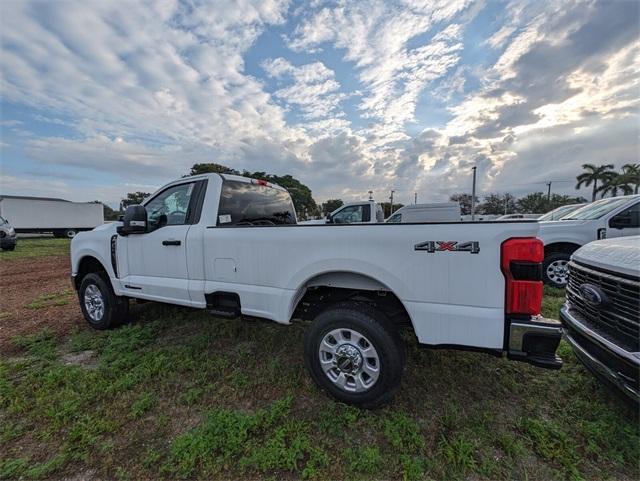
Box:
left=0, top=195, right=104, bottom=238
left=560, top=236, right=640, bottom=403
left=71, top=173, right=562, bottom=407
left=538, top=195, right=639, bottom=287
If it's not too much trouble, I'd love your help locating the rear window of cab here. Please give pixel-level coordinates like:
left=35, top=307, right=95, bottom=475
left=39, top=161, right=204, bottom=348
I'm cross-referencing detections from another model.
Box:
left=217, top=180, right=296, bottom=226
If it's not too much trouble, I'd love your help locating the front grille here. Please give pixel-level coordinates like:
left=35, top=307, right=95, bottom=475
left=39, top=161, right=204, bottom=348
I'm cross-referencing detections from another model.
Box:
left=567, top=261, right=640, bottom=352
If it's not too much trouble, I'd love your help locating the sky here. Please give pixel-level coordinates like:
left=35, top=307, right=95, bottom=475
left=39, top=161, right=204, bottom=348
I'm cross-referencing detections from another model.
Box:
left=0, top=0, right=638, bottom=208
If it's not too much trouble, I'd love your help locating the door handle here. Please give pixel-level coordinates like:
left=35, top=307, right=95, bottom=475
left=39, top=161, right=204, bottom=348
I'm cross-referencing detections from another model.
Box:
left=162, top=240, right=181, bottom=246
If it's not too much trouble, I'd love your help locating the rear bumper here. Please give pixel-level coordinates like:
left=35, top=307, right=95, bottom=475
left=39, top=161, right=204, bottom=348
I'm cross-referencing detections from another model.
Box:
left=507, top=316, right=563, bottom=369
left=560, top=304, right=639, bottom=403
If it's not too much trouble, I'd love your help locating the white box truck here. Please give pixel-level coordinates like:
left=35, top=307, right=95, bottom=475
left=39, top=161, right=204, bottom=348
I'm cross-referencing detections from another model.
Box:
left=0, top=195, right=104, bottom=238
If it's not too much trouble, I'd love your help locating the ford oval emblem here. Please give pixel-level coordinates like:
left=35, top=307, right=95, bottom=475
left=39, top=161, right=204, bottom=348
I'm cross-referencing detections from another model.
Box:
left=579, top=283, right=607, bottom=307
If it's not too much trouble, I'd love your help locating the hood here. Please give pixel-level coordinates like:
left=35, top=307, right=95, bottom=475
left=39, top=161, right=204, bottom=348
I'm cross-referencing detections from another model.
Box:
left=572, top=236, right=640, bottom=278
left=538, top=220, right=586, bottom=229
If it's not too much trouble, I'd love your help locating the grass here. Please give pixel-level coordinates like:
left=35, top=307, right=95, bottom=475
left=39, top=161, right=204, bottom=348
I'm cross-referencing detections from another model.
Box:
left=27, top=289, right=73, bottom=310
left=0, top=243, right=638, bottom=480
left=0, top=237, right=70, bottom=260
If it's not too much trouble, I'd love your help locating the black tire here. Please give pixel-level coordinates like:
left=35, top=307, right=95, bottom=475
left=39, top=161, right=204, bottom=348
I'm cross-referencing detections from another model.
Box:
left=304, top=302, right=404, bottom=408
left=2, top=246, right=15, bottom=251
left=78, top=272, right=128, bottom=330
left=543, top=252, right=571, bottom=288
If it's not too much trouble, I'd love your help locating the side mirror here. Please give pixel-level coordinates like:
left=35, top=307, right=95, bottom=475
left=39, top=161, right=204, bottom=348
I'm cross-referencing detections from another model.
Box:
left=117, top=205, right=147, bottom=236
left=325, top=214, right=333, bottom=223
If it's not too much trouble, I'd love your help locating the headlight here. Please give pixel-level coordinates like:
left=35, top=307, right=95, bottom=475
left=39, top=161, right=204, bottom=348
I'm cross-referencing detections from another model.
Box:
left=8, top=228, right=15, bottom=235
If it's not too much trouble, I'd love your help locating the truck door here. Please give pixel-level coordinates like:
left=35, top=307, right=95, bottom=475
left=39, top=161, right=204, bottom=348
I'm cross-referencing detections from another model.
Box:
left=121, top=181, right=201, bottom=304
left=608, top=202, right=640, bottom=238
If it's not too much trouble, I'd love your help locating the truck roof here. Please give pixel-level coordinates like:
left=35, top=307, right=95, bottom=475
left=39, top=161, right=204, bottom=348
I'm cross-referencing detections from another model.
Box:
left=0, top=194, right=71, bottom=202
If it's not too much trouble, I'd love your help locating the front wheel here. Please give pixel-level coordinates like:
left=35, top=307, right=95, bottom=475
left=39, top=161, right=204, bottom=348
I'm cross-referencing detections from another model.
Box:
left=79, top=273, right=128, bottom=329
left=304, top=302, right=404, bottom=408
left=543, top=252, right=571, bottom=288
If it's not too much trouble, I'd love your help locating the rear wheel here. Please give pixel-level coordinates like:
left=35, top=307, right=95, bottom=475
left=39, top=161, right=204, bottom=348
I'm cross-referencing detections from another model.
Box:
left=543, top=252, right=571, bottom=288
left=79, top=272, right=128, bottom=329
left=304, top=302, right=404, bottom=408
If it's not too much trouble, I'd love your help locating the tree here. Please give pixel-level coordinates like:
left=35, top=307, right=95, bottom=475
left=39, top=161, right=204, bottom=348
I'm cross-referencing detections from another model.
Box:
left=575, top=163, right=615, bottom=201
left=449, top=193, right=479, bottom=216
left=189, top=163, right=239, bottom=175
left=622, top=163, right=640, bottom=194
left=479, top=193, right=517, bottom=215
left=94, top=201, right=120, bottom=220
left=516, top=192, right=549, bottom=213
left=547, top=194, right=588, bottom=210
left=597, top=172, right=634, bottom=197
left=244, top=171, right=318, bottom=220
left=121, top=192, right=151, bottom=209
left=322, top=199, right=343, bottom=214
left=379, top=202, right=404, bottom=218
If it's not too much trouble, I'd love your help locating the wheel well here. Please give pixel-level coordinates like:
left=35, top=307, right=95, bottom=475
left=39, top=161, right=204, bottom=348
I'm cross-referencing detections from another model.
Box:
left=292, top=285, right=413, bottom=331
left=75, top=256, right=107, bottom=289
left=544, top=242, right=581, bottom=257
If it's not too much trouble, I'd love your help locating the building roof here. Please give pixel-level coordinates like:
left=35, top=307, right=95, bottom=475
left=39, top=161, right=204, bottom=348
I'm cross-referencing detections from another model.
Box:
left=0, top=194, right=71, bottom=202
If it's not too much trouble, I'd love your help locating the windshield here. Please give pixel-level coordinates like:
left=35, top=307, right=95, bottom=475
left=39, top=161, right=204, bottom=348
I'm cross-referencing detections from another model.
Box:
left=538, top=204, right=582, bottom=221
left=563, top=197, right=633, bottom=220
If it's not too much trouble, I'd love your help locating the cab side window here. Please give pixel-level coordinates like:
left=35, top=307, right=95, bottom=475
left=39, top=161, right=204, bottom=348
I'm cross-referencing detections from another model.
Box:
left=387, top=212, right=401, bottom=223
left=332, top=204, right=370, bottom=223
left=145, top=183, right=195, bottom=231
left=609, top=203, right=639, bottom=229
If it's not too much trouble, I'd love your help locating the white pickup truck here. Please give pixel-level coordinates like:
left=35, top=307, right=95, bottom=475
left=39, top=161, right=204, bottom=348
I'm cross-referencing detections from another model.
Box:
left=539, top=195, right=640, bottom=287
left=71, top=173, right=562, bottom=407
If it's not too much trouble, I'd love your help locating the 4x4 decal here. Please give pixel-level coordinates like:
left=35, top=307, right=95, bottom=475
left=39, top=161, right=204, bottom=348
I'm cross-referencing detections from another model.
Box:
left=414, top=241, right=480, bottom=254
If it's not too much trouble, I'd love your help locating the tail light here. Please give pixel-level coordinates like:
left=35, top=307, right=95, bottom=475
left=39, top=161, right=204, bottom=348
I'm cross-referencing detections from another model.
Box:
left=501, top=238, right=544, bottom=316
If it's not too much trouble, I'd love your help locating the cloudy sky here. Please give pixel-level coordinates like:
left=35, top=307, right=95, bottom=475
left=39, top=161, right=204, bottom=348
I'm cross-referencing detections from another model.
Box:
left=0, top=0, right=638, bottom=207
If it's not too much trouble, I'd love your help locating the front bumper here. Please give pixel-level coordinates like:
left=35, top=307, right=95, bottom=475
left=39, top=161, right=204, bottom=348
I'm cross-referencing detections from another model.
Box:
left=507, top=316, right=563, bottom=369
left=560, top=304, right=639, bottom=403
left=0, top=235, right=16, bottom=248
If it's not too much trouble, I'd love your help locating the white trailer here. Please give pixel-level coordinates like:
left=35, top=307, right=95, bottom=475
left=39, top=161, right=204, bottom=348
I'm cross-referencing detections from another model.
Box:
left=0, top=195, right=104, bottom=238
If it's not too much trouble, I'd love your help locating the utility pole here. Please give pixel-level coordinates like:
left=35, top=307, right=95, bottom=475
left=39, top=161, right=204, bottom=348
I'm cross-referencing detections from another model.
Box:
left=389, top=190, right=395, bottom=216
left=471, top=166, right=477, bottom=221
left=414, top=192, right=417, bottom=204
left=546, top=182, right=552, bottom=202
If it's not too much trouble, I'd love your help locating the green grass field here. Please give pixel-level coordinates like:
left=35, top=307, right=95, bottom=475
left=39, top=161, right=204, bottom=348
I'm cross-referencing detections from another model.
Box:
left=1, top=240, right=638, bottom=480
left=0, top=237, right=71, bottom=259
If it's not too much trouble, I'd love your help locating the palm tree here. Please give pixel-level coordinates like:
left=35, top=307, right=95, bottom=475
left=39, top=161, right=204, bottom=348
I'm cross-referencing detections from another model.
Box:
left=575, top=163, right=614, bottom=201
left=622, top=163, right=640, bottom=194
left=597, top=172, right=634, bottom=197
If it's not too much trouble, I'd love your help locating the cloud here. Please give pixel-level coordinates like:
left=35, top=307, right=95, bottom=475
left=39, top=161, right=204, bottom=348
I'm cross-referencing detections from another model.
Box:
left=0, top=0, right=638, bottom=208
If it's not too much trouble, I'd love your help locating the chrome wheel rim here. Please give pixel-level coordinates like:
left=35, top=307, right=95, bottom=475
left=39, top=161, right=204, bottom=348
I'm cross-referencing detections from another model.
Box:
left=546, top=260, right=569, bottom=285
left=84, top=284, right=105, bottom=321
left=319, top=328, right=380, bottom=393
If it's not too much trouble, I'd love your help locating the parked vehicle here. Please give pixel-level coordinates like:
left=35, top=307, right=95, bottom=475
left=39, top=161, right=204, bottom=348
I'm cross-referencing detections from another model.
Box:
left=385, top=202, right=461, bottom=223
left=70, top=173, right=562, bottom=407
left=537, top=203, right=586, bottom=221
left=0, top=215, right=17, bottom=251
left=325, top=200, right=385, bottom=224
left=496, top=213, right=542, bottom=220
left=539, top=195, right=639, bottom=287
left=0, top=195, right=104, bottom=238
left=560, top=236, right=639, bottom=403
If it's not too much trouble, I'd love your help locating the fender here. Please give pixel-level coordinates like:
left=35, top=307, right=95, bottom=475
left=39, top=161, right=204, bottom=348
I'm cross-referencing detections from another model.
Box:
left=284, top=258, right=411, bottom=321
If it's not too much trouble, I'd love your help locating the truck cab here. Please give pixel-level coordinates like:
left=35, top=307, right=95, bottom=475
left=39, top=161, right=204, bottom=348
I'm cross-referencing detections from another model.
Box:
left=539, top=195, right=640, bottom=287
left=326, top=200, right=384, bottom=224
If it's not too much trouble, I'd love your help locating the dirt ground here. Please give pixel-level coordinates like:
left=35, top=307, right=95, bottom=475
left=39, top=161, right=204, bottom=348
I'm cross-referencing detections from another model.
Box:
left=0, top=254, right=83, bottom=353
